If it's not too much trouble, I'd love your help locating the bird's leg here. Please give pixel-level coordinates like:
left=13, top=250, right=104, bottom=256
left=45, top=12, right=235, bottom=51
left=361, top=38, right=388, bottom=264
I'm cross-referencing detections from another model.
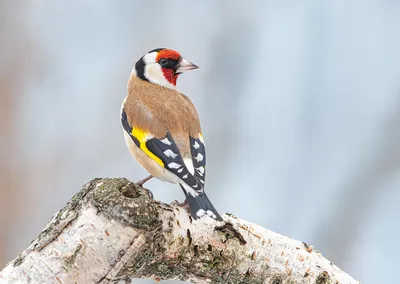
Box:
left=135, top=175, right=153, bottom=198
left=135, top=175, right=153, bottom=187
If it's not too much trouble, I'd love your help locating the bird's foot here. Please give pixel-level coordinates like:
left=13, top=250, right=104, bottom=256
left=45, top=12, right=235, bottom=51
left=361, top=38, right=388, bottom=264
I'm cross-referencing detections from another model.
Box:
left=171, top=199, right=189, bottom=208
left=141, top=187, right=154, bottom=199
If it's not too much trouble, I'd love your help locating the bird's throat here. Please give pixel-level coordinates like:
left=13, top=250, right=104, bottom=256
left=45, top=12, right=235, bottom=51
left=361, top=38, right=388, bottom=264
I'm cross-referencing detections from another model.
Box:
left=161, top=68, right=178, bottom=86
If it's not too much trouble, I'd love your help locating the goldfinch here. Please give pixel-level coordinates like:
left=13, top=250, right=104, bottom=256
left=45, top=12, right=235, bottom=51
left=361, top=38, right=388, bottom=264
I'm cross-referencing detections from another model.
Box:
left=121, top=48, right=223, bottom=221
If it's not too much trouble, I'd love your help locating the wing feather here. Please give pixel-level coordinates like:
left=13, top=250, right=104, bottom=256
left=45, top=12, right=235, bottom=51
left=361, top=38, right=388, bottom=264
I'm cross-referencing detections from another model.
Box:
left=190, top=136, right=206, bottom=184
left=122, top=109, right=203, bottom=192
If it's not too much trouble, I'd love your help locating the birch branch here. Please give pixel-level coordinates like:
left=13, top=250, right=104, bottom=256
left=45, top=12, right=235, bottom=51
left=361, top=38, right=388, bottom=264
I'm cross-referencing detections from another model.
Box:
left=0, top=178, right=359, bottom=284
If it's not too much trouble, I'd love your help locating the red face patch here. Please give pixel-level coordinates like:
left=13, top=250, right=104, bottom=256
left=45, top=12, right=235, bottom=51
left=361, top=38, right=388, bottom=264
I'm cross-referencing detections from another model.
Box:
left=156, top=49, right=182, bottom=86
left=161, top=69, right=178, bottom=85
left=156, top=49, right=181, bottom=61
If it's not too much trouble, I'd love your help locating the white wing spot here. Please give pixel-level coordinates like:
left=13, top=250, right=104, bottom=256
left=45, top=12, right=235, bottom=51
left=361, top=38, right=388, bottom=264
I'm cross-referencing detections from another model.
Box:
left=163, top=149, right=178, bottom=158
left=194, top=153, right=204, bottom=162
left=168, top=162, right=181, bottom=169
left=177, top=168, right=183, bottom=173
left=161, top=137, right=172, bottom=146
left=199, top=179, right=204, bottom=184
left=182, top=173, right=188, bottom=179
left=196, top=166, right=205, bottom=174
left=193, top=141, right=200, bottom=149
left=196, top=209, right=206, bottom=218
left=192, top=183, right=198, bottom=188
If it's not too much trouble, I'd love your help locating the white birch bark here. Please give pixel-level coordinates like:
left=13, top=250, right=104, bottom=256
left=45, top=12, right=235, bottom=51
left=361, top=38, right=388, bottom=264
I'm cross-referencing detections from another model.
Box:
left=0, top=178, right=359, bottom=284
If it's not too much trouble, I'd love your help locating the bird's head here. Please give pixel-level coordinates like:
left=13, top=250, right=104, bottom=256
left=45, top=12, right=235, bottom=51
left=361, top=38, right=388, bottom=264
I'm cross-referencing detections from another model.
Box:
left=133, top=48, right=198, bottom=89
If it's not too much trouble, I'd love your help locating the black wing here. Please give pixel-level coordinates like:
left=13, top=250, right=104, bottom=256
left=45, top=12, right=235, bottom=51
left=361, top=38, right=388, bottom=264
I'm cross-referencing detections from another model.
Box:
left=145, top=133, right=203, bottom=192
left=190, top=137, right=206, bottom=186
left=121, top=110, right=140, bottom=147
left=122, top=110, right=203, bottom=192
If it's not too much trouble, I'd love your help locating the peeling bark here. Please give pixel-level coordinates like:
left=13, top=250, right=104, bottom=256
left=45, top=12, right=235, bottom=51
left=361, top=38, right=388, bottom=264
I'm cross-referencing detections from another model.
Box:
left=0, top=178, right=359, bottom=284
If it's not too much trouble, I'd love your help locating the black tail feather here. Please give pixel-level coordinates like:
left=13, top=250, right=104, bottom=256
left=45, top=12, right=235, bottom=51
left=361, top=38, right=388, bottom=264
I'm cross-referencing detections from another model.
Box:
left=180, top=185, right=223, bottom=221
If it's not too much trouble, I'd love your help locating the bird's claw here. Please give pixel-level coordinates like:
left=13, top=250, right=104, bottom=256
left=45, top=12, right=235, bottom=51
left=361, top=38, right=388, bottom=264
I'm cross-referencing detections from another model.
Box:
left=143, top=187, right=154, bottom=199
left=171, top=199, right=189, bottom=208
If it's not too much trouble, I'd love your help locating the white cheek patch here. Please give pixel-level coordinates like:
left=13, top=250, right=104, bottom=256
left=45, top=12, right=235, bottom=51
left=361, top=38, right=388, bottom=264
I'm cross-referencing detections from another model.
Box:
left=142, top=52, right=177, bottom=90
left=145, top=65, right=177, bottom=90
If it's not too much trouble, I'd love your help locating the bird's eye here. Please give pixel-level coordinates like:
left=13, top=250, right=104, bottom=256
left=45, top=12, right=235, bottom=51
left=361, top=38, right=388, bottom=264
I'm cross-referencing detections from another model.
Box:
left=158, top=58, right=168, bottom=66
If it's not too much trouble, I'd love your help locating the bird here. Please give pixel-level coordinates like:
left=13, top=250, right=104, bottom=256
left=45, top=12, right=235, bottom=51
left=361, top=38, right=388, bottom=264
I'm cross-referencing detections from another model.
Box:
left=121, top=48, right=223, bottom=221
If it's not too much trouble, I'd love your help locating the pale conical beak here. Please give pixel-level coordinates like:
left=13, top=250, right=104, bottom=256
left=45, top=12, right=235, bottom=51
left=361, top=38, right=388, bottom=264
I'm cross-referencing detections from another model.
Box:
left=175, top=59, right=199, bottom=74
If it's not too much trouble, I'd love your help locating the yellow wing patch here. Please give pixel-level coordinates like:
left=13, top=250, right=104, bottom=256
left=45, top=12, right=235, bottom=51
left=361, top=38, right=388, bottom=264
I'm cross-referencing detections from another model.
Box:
left=131, top=127, right=164, bottom=167
left=198, top=133, right=204, bottom=143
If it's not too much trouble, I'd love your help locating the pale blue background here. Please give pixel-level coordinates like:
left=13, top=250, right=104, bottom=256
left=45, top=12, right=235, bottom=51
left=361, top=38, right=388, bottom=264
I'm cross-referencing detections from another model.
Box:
left=1, top=1, right=400, bottom=283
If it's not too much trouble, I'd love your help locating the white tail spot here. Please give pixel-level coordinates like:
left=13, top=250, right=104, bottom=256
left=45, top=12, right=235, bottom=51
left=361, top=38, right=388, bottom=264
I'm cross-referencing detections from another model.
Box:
left=196, top=209, right=206, bottom=218
left=207, top=210, right=217, bottom=219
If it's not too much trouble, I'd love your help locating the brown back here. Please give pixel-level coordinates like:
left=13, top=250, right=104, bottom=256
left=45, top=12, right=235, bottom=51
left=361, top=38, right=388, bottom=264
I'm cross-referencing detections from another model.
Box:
left=124, top=76, right=202, bottom=156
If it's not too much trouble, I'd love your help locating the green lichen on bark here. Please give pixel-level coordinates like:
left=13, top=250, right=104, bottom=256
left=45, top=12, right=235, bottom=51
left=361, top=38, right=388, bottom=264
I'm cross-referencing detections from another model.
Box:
left=62, top=244, right=82, bottom=270
left=91, top=178, right=161, bottom=230
left=215, top=222, right=247, bottom=245
left=315, top=271, right=331, bottom=284
left=113, top=220, right=272, bottom=283
left=97, top=189, right=278, bottom=283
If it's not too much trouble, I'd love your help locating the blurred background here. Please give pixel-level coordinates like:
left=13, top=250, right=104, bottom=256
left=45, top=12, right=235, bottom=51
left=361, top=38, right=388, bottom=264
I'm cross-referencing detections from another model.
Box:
left=1, top=1, right=400, bottom=283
